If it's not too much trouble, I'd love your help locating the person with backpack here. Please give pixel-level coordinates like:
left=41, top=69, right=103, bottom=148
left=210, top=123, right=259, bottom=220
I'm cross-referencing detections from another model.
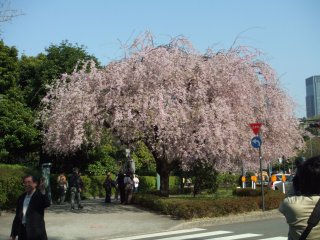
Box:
left=69, top=168, right=84, bottom=210
left=123, top=171, right=134, bottom=204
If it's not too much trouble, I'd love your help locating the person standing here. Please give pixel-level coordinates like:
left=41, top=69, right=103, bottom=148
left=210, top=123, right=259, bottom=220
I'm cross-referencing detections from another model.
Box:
left=124, top=172, right=134, bottom=204
left=133, top=174, right=139, bottom=193
left=57, top=173, right=68, bottom=204
left=114, top=174, right=119, bottom=201
left=117, top=170, right=125, bottom=204
left=279, top=156, right=320, bottom=240
left=69, top=168, right=84, bottom=210
left=10, top=175, right=51, bottom=240
left=104, top=172, right=115, bottom=203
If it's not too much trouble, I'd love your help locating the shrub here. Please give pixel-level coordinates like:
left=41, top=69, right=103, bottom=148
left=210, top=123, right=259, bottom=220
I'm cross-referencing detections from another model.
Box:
left=133, top=189, right=284, bottom=220
left=138, top=176, right=156, bottom=192
left=232, top=188, right=284, bottom=198
left=233, top=188, right=267, bottom=197
left=183, top=162, right=219, bottom=196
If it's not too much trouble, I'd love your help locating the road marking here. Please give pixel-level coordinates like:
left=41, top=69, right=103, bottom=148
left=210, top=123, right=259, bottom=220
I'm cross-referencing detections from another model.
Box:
left=258, top=238, right=287, bottom=240
left=205, top=233, right=262, bottom=240
left=107, top=228, right=206, bottom=240
left=156, top=231, right=232, bottom=240
left=106, top=228, right=287, bottom=240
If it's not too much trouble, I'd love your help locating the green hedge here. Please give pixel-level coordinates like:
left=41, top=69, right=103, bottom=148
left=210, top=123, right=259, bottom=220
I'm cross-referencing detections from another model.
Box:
left=0, top=164, right=40, bottom=209
left=133, top=189, right=285, bottom=219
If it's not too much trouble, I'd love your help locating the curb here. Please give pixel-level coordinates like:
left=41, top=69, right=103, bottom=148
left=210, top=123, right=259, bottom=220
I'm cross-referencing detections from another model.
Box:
left=171, top=209, right=283, bottom=229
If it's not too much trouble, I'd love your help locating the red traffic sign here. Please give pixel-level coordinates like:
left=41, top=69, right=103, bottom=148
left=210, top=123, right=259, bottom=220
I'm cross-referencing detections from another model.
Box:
left=249, top=123, right=262, bottom=135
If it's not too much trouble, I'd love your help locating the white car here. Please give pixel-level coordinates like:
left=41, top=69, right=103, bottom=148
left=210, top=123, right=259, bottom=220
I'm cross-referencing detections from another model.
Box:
left=269, top=174, right=294, bottom=193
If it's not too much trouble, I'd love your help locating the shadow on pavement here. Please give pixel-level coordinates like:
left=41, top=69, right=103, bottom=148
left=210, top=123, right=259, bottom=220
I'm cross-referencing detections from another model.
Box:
left=47, top=198, right=150, bottom=215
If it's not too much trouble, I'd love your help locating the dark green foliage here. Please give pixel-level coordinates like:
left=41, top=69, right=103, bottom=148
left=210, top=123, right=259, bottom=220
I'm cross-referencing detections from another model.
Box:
left=0, top=40, right=19, bottom=93
left=86, top=130, right=123, bottom=176
left=19, top=40, right=100, bottom=109
left=0, top=41, right=41, bottom=164
left=18, top=54, right=46, bottom=109
left=131, top=141, right=156, bottom=176
left=188, top=161, right=218, bottom=196
left=216, top=173, right=240, bottom=188
left=86, top=153, right=118, bottom=176
left=0, top=95, right=40, bottom=163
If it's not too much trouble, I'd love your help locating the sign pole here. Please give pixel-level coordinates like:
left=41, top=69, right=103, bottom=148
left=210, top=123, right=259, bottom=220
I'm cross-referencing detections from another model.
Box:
left=249, top=122, right=265, bottom=212
left=259, top=144, right=265, bottom=211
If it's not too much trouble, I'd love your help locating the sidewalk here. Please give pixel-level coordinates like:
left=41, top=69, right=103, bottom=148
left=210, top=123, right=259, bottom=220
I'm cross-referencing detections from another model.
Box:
left=0, top=198, right=185, bottom=240
left=0, top=198, right=283, bottom=240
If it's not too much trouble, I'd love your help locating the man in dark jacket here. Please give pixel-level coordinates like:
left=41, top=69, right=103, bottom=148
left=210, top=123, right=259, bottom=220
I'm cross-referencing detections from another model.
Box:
left=69, top=167, right=84, bottom=210
left=116, top=170, right=125, bottom=204
left=11, top=175, right=51, bottom=240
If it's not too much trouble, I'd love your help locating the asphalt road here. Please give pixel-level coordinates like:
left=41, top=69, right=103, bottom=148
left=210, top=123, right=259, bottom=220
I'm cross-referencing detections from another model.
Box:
left=204, top=217, right=288, bottom=239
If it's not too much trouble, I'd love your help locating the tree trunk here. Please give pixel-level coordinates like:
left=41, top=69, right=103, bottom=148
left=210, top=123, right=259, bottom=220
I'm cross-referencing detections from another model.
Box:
left=156, top=158, right=173, bottom=197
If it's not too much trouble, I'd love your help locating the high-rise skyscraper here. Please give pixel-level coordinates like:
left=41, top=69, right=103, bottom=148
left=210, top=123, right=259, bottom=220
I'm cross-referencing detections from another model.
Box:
left=306, top=75, right=320, bottom=118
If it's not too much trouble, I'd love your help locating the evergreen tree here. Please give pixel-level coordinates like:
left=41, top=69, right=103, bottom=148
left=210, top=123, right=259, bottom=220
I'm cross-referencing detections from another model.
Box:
left=0, top=41, right=40, bottom=163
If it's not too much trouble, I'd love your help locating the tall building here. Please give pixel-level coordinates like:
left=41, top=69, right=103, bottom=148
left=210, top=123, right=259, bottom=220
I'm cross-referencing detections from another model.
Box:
left=306, top=75, right=320, bottom=118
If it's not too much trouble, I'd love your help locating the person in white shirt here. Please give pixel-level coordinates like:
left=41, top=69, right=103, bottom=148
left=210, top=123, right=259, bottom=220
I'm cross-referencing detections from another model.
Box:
left=133, top=174, right=139, bottom=193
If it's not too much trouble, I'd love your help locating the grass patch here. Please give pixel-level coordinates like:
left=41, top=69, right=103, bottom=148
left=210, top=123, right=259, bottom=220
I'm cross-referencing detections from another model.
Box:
left=170, top=188, right=235, bottom=200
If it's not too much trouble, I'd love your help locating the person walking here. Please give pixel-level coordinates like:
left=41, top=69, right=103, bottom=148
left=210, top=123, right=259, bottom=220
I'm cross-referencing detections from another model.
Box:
left=104, top=172, right=115, bottom=203
left=10, top=175, right=51, bottom=240
left=279, top=155, right=320, bottom=240
left=69, top=168, right=84, bottom=210
left=124, top=172, right=134, bottom=204
left=57, top=173, right=68, bottom=204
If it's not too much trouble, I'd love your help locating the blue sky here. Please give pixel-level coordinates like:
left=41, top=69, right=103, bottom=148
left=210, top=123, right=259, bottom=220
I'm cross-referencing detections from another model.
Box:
left=2, top=0, right=320, bottom=117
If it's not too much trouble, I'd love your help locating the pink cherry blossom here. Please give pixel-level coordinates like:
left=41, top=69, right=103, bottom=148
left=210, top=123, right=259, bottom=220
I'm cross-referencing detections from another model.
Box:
left=40, top=33, right=304, bottom=195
